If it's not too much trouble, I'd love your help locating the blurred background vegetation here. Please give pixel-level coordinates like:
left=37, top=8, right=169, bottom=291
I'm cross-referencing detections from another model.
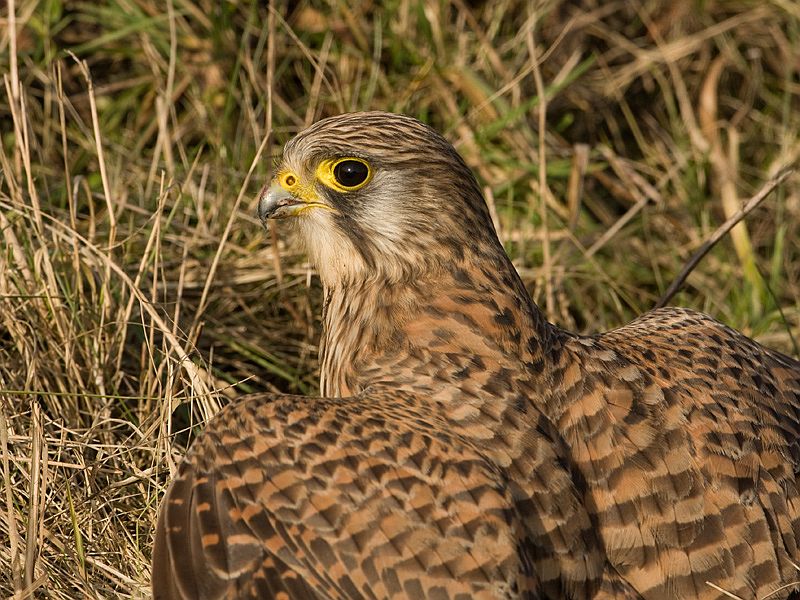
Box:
left=1, top=0, right=798, bottom=596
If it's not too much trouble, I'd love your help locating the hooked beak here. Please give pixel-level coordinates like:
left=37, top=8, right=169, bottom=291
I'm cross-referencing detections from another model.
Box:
left=257, top=180, right=334, bottom=222
left=258, top=182, right=303, bottom=221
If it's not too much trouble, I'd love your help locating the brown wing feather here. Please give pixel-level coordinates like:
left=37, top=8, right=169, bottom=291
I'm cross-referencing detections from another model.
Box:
left=554, top=307, right=800, bottom=599
left=153, top=389, right=626, bottom=599
left=153, top=424, right=300, bottom=599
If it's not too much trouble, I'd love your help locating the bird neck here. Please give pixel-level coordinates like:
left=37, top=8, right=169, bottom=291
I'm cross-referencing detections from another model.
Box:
left=318, top=258, right=556, bottom=402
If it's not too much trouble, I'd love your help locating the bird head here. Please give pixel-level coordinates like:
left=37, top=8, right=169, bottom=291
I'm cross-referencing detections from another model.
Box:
left=259, top=112, right=502, bottom=288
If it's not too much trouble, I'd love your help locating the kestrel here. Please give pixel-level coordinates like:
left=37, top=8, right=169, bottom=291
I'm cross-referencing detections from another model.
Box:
left=152, top=112, right=800, bottom=599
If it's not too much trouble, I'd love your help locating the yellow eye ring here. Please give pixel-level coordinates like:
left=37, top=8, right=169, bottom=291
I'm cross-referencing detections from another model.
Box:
left=317, top=157, right=372, bottom=192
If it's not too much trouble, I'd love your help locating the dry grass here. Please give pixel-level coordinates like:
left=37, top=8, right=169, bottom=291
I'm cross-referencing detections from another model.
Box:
left=0, top=1, right=798, bottom=597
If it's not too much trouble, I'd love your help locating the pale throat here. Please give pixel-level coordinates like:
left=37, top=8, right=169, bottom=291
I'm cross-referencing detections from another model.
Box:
left=298, top=216, right=369, bottom=290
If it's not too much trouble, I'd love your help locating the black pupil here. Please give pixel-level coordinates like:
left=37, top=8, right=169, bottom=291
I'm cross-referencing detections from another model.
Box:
left=334, top=160, right=368, bottom=187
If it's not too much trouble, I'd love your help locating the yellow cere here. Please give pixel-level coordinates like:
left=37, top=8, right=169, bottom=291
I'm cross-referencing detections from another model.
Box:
left=275, top=169, right=320, bottom=205
left=279, top=171, right=298, bottom=190
left=316, top=157, right=372, bottom=192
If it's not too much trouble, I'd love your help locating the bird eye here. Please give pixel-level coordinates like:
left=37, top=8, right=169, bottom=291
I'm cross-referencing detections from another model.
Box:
left=332, top=159, right=370, bottom=189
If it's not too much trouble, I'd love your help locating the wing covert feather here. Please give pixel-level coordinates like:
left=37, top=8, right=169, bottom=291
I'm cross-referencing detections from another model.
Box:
left=553, top=308, right=800, bottom=599
left=154, top=390, right=613, bottom=599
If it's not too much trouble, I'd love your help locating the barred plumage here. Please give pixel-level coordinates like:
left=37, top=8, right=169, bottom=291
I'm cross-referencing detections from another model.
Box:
left=153, top=112, right=800, bottom=599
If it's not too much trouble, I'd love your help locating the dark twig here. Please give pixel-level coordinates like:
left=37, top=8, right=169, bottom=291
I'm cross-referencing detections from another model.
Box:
left=655, top=168, right=794, bottom=309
